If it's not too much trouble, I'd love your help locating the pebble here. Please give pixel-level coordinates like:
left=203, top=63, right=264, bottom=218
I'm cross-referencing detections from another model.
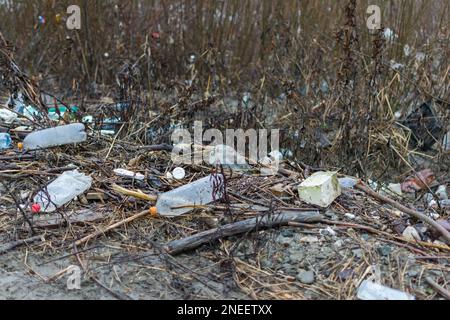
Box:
left=352, top=248, right=363, bottom=259
left=276, top=235, right=291, bottom=246
left=296, top=270, right=315, bottom=284
left=407, top=269, right=420, bottom=278
left=377, top=245, right=392, bottom=256
left=361, top=233, right=370, bottom=241
left=333, top=239, right=344, bottom=248
left=402, top=226, right=421, bottom=241
left=281, top=228, right=294, bottom=238
left=289, top=251, right=304, bottom=263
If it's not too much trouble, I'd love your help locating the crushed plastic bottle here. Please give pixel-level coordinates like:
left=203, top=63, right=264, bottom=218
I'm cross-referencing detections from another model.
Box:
left=0, top=133, right=12, bottom=149
left=0, top=108, right=17, bottom=123
left=155, top=174, right=224, bottom=217
left=33, top=170, right=92, bottom=213
left=23, top=123, right=87, bottom=151
left=357, top=280, right=415, bottom=300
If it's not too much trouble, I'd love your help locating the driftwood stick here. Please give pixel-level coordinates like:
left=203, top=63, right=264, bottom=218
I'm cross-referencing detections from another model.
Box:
left=164, top=210, right=323, bottom=255
left=75, top=210, right=149, bottom=246
left=356, top=182, right=450, bottom=244
left=0, top=235, right=44, bottom=255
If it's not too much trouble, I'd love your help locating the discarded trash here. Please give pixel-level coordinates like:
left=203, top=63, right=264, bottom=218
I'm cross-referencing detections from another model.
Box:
left=33, top=170, right=92, bottom=213
left=31, top=203, right=41, bottom=214
left=442, top=131, right=450, bottom=151
left=402, top=226, right=421, bottom=241
left=0, top=133, right=12, bottom=149
left=383, top=183, right=403, bottom=197
left=298, top=171, right=341, bottom=208
left=48, top=105, right=79, bottom=121
left=383, top=28, right=398, bottom=42
left=155, top=174, right=224, bottom=217
left=404, top=103, right=443, bottom=151
left=435, top=185, right=448, bottom=200
left=172, top=167, right=186, bottom=180
left=344, top=213, right=356, bottom=220
left=429, top=199, right=450, bottom=208
left=357, top=280, right=415, bottom=300
left=0, top=108, right=17, bottom=123
left=401, top=169, right=435, bottom=193
left=338, top=177, right=358, bottom=189
left=208, top=144, right=248, bottom=168
left=23, top=123, right=87, bottom=150
left=113, top=168, right=145, bottom=181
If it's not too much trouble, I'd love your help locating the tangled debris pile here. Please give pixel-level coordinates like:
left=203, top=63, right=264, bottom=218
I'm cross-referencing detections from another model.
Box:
left=0, top=36, right=449, bottom=301
left=1, top=102, right=450, bottom=300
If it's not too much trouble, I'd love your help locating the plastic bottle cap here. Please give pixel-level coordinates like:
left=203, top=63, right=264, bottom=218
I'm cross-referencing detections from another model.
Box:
left=172, top=167, right=186, bottom=180
left=17, top=142, right=23, bottom=151
left=149, top=207, right=158, bottom=217
left=31, top=203, right=41, bottom=213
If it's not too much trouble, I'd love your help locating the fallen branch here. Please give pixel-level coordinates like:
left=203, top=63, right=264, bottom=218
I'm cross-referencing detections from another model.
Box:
left=356, top=182, right=450, bottom=244
left=164, top=210, right=323, bottom=255
left=0, top=235, right=44, bottom=255
left=75, top=210, right=150, bottom=246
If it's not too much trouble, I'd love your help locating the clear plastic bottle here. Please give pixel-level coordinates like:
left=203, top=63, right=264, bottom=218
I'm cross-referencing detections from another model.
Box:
left=33, top=170, right=92, bottom=213
left=357, top=280, right=415, bottom=300
left=156, top=174, right=224, bottom=216
left=23, top=123, right=87, bottom=151
left=0, top=133, right=11, bottom=149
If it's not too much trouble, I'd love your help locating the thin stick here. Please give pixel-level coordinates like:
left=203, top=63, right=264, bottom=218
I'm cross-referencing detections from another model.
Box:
left=75, top=210, right=150, bottom=246
left=425, top=277, right=450, bottom=300
left=355, top=182, right=450, bottom=243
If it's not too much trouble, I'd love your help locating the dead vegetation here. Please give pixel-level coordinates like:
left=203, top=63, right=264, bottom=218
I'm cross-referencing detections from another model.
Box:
left=0, top=0, right=449, bottom=300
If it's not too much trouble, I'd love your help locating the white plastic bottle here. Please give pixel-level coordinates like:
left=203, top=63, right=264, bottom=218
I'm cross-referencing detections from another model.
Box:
left=33, top=170, right=92, bottom=213
left=23, top=123, right=87, bottom=151
left=156, top=174, right=224, bottom=216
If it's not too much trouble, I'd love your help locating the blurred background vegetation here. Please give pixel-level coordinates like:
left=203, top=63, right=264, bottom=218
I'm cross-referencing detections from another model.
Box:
left=0, top=0, right=448, bottom=178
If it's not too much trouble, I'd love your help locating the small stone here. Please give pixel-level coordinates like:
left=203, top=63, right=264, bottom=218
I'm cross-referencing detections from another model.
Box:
left=276, top=235, right=291, bottom=246
left=333, top=239, right=344, bottom=248
left=281, top=228, right=294, bottom=238
left=296, top=270, right=315, bottom=284
left=407, top=269, right=420, bottom=278
left=338, top=269, right=354, bottom=281
left=324, top=210, right=335, bottom=217
left=361, top=233, right=370, bottom=241
left=377, top=245, right=392, bottom=256
left=352, top=248, right=363, bottom=259
left=289, top=251, right=304, bottom=263
left=299, top=235, right=319, bottom=243
left=402, top=226, right=421, bottom=241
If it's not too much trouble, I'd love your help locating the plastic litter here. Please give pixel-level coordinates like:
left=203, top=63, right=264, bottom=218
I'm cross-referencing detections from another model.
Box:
left=172, top=167, right=186, bottom=180
left=338, top=177, right=358, bottom=188
left=23, top=123, right=87, bottom=150
left=33, top=170, right=92, bottom=213
left=113, top=168, right=145, bottom=181
left=0, top=133, right=12, bottom=149
left=357, top=280, right=415, bottom=300
left=155, top=174, right=224, bottom=217
left=0, top=108, right=17, bottom=123
left=298, top=171, right=341, bottom=208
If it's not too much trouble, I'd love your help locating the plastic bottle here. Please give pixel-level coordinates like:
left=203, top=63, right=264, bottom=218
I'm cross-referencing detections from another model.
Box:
left=23, top=123, right=87, bottom=151
left=33, top=170, right=92, bottom=213
left=357, top=280, right=415, bottom=300
left=0, top=133, right=12, bottom=149
left=156, top=174, right=224, bottom=216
